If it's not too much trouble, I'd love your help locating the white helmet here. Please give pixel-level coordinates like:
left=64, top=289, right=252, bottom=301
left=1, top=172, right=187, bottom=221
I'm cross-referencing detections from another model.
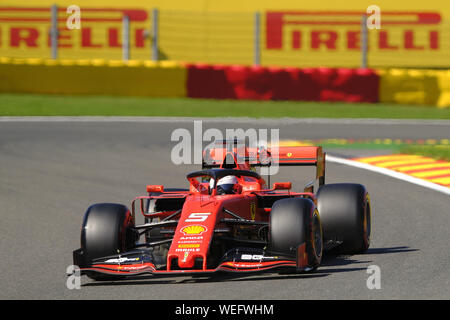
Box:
left=215, top=175, right=238, bottom=194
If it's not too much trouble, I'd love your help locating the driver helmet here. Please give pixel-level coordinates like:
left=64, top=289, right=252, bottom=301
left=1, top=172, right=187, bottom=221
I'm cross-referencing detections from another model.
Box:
left=215, top=175, right=238, bottom=195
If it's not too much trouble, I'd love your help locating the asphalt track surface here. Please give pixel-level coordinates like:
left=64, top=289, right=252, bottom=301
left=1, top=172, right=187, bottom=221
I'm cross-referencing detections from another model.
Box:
left=0, top=118, right=449, bottom=300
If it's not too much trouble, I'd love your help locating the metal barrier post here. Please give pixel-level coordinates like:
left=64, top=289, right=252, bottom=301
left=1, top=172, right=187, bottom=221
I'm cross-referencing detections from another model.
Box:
left=361, top=14, right=368, bottom=69
left=50, top=4, right=58, bottom=59
left=254, top=12, right=261, bottom=66
left=151, top=8, right=159, bottom=61
left=123, top=15, right=130, bottom=61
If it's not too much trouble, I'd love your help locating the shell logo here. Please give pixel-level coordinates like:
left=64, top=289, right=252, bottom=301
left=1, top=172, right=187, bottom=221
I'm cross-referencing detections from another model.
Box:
left=180, top=225, right=207, bottom=235
left=287, top=152, right=293, bottom=158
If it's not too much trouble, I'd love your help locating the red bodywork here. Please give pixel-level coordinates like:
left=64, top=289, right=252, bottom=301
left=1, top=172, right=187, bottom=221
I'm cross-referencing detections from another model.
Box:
left=78, top=144, right=325, bottom=276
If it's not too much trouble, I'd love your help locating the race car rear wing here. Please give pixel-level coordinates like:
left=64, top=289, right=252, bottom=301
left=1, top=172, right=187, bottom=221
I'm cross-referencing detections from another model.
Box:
left=202, top=144, right=326, bottom=187
left=275, top=146, right=326, bottom=186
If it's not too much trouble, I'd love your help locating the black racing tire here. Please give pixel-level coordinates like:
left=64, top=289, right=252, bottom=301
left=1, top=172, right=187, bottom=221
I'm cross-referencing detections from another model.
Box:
left=81, top=203, right=135, bottom=280
left=269, top=198, right=323, bottom=271
left=317, top=183, right=371, bottom=254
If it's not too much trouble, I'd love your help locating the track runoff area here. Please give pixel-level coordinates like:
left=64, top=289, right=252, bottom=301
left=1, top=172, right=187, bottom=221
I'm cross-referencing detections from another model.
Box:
left=280, top=139, right=450, bottom=195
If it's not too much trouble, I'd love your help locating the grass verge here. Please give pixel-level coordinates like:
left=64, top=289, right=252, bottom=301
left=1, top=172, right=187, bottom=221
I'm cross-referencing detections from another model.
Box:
left=1, top=93, right=450, bottom=119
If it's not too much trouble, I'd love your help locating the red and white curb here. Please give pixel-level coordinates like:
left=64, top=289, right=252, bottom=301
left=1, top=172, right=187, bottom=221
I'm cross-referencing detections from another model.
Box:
left=327, top=155, right=450, bottom=195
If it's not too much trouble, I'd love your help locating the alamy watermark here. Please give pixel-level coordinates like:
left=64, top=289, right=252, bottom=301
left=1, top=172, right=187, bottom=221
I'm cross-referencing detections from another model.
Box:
left=367, top=5, right=381, bottom=30
left=366, top=265, right=381, bottom=290
left=170, top=121, right=280, bottom=175
left=66, top=265, right=81, bottom=290
left=66, top=5, right=81, bottom=30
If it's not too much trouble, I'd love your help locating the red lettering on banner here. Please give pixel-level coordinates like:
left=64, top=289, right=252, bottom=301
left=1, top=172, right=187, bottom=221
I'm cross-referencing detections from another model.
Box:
left=346, top=31, right=360, bottom=50
left=379, top=31, right=398, bottom=50
left=430, top=31, right=439, bottom=49
left=1, top=7, right=149, bottom=51
left=108, top=28, right=121, bottom=47
left=81, top=28, right=102, bottom=48
left=135, top=29, right=146, bottom=48
left=266, top=12, right=285, bottom=50
left=10, top=27, right=39, bottom=47
left=292, top=31, right=301, bottom=49
left=266, top=11, right=441, bottom=52
left=311, top=31, right=337, bottom=50
left=404, top=30, right=424, bottom=50
left=0, top=8, right=444, bottom=56
left=47, top=28, right=72, bottom=48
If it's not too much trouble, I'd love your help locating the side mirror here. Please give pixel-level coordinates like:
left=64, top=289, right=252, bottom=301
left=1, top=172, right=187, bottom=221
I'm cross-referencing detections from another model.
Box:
left=272, top=182, right=291, bottom=190
left=147, top=185, right=164, bottom=193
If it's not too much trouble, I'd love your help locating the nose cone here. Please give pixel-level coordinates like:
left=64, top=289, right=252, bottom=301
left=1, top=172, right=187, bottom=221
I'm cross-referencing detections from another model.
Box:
left=177, top=251, right=198, bottom=269
left=167, top=196, right=218, bottom=270
left=168, top=227, right=207, bottom=269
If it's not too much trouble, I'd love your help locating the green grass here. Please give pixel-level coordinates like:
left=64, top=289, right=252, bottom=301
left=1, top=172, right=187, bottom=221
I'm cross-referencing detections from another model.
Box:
left=399, top=145, right=450, bottom=162
left=1, top=93, right=450, bottom=119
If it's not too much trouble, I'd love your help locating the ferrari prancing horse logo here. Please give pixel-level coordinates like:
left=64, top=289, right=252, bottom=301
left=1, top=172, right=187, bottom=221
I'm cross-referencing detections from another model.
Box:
left=250, top=202, right=256, bottom=220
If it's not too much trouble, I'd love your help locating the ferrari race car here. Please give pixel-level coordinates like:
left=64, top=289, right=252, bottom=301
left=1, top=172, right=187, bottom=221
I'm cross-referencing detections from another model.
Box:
left=72, top=141, right=371, bottom=280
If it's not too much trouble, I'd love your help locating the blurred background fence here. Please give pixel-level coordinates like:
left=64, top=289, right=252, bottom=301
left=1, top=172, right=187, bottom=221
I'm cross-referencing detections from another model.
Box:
left=1, top=1, right=450, bottom=107
left=2, top=5, right=450, bottom=69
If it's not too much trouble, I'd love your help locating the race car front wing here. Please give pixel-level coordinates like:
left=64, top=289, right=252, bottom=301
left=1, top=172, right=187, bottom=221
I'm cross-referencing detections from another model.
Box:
left=72, top=245, right=310, bottom=278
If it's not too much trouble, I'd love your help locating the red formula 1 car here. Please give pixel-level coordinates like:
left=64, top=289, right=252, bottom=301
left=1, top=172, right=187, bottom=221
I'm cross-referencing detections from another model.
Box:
left=73, top=142, right=371, bottom=280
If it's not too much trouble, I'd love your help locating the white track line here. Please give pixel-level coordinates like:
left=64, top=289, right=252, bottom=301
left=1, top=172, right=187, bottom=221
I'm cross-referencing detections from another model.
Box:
left=0, top=116, right=449, bottom=126
left=326, top=155, right=450, bottom=195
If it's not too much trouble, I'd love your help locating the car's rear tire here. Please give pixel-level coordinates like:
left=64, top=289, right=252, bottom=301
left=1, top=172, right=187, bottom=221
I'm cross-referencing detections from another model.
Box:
left=269, top=198, right=323, bottom=271
left=81, top=203, right=135, bottom=280
left=317, top=183, right=371, bottom=254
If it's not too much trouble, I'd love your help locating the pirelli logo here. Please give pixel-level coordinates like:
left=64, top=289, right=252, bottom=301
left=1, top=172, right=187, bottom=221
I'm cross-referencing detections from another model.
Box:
left=0, top=7, right=445, bottom=65
left=0, top=7, right=148, bottom=49
left=266, top=11, right=441, bottom=51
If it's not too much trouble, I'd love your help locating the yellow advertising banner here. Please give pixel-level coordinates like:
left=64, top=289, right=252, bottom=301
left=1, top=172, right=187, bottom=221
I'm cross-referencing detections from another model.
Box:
left=0, top=0, right=449, bottom=68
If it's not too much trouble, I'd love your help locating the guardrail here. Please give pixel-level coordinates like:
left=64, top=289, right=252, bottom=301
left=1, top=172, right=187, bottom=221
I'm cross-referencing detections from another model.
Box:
left=0, top=57, right=449, bottom=108
left=0, top=58, right=186, bottom=97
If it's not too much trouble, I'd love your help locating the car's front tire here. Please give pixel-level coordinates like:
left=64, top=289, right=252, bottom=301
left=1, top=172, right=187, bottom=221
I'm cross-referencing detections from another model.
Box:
left=269, top=198, right=323, bottom=271
left=80, top=203, right=135, bottom=280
